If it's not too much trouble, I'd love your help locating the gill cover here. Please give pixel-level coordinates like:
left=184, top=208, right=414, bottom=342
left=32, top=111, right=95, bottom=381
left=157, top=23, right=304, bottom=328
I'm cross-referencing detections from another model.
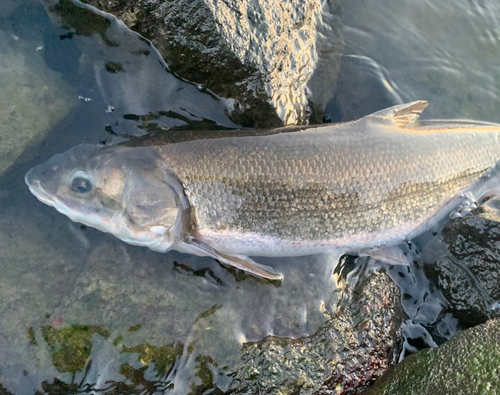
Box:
left=122, top=161, right=189, bottom=251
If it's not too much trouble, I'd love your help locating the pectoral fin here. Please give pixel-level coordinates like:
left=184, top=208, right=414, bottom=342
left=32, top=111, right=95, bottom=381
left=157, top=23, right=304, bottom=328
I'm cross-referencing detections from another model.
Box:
left=215, top=251, right=283, bottom=281
left=177, top=238, right=283, bottom=281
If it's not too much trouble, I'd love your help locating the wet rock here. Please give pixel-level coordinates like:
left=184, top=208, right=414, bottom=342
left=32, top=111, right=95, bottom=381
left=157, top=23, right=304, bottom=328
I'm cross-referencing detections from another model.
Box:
left=361, top=318, right=500, bottom=395
left=80, top=0, right=343, bottom=126
left=423, top=198, right=500, bottom=328
left=0, top=29, right=76, bottom=175
left=226, top=271, right=403, bottom=394
left=39, top=0, right=238, bottom=137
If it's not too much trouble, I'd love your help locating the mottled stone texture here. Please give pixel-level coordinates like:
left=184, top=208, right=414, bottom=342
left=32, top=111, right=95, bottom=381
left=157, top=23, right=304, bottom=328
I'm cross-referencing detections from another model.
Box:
left=226, top=272, right=403, bottom=394
left=424, top=198, right=500, bottom=328
left=81, top=0, right=343, bottom=126
left=3, top=239, right=403, bottom=394
left=362, top=319, right=500, bottom=395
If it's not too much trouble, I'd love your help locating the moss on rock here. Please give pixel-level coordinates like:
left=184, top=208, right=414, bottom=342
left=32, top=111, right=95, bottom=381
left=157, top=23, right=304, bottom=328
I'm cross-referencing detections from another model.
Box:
left=41, top=325, right=110, bottom=373
left=362, top=319, right=500, bottom=395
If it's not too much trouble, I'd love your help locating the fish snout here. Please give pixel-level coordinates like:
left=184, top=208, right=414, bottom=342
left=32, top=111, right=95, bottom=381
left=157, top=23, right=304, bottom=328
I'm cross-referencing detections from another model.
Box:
left=24, top=166, right=36, bottom=189
left=25, top=164, right=57, bottom=205
left=25, top=163, right=47, bottom=194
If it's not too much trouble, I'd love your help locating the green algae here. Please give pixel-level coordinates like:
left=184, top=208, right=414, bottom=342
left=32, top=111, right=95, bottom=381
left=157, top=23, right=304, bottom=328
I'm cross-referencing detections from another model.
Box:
left=41, top=325, right=110, bottom=373
left=113, top=343, right=221, bottom=394
left=127, top=324, right=141, bottom=332
left=121, top=342, right=183, bottom=376
left=27, top=327, right=38, bottom=346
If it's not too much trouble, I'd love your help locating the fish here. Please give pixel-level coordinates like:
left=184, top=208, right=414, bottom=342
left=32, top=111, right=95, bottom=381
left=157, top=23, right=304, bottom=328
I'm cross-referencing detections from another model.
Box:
left=25, top=101, right=500, bottom=280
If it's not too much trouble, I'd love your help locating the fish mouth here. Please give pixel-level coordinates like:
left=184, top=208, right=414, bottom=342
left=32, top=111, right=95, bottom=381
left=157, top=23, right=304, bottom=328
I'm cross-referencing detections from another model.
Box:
left=25, top=170, right=57, bottom=208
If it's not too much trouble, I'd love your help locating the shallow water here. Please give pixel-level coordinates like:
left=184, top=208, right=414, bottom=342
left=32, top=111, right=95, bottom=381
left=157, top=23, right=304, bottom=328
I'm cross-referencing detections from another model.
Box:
left=326, top=0, right=500, bottom=123
left=2, top=0, right=500, bottom=393
left=0, top=1, right=341, bottom=392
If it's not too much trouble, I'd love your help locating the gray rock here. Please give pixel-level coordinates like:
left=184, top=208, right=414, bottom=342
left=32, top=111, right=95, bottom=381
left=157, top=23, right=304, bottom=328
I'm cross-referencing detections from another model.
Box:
left=423, top=198, right=500, bottom=328
left=24, top=263, right=403, bottom=394
left=0, top=209, right=403, bottom=394
left=80, top=0, right=343, bottom=126
left=361, top=318, right=500, bottom=395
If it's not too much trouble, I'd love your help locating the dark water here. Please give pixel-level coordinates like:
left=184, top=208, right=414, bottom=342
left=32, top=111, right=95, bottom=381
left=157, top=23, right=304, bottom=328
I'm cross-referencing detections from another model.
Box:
left=1, top=0, right=500, bottom=393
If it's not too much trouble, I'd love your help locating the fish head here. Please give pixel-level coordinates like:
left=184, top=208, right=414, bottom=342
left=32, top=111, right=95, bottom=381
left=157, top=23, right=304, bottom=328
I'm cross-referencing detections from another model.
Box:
left=25, top=144, right=188, bottom=252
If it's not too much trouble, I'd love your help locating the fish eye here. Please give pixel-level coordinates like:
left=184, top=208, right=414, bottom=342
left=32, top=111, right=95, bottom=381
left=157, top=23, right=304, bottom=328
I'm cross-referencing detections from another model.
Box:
left=70, top=171, right=93, bottom=194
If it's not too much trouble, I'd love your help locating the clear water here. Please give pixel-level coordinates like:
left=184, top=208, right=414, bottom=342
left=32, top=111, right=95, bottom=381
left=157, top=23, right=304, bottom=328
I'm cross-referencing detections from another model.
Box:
left=325, top=0, right=500, bottom=123
left=2, top=0, right=500, bottom=393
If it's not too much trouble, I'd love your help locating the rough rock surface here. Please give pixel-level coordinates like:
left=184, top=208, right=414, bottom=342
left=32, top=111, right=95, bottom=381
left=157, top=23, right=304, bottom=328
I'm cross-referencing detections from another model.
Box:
left=423, top=198, right=500, bottom=328
left=81, top=0, right=343, bottom=126
left=0, top=218, right=403, bottom=394
left=362, top=318, right=500, bottom=395
left=226, top=271, right=403, bottom=394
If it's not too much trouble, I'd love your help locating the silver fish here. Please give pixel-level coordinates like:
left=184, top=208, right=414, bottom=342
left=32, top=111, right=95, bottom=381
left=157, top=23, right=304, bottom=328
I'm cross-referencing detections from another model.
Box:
left=25, top=101, right=500, bottom=280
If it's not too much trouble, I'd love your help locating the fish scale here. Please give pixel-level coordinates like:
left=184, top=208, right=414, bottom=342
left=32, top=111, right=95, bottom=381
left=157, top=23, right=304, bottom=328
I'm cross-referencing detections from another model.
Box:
left=24, top=101, right=500, bottom=279
left=154, top=109, right=500, bottom=257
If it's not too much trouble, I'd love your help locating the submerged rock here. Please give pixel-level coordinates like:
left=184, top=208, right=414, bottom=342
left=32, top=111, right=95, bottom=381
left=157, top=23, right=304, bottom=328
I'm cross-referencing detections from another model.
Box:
left=423, top=198, right=500, bottom=328
left=22, top=264, right=403, bottom=394
left=0, top=29, right=76, bottom=175
left=80, top=0, right=343, bottom=126
left=0, top=208, right=403, bottom=394
left=361, top=318, right=500, bottom=395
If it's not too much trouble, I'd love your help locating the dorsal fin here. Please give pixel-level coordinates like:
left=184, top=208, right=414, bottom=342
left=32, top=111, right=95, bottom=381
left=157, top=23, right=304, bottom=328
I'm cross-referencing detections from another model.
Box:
left=369, top=100, right=428, bottom=127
